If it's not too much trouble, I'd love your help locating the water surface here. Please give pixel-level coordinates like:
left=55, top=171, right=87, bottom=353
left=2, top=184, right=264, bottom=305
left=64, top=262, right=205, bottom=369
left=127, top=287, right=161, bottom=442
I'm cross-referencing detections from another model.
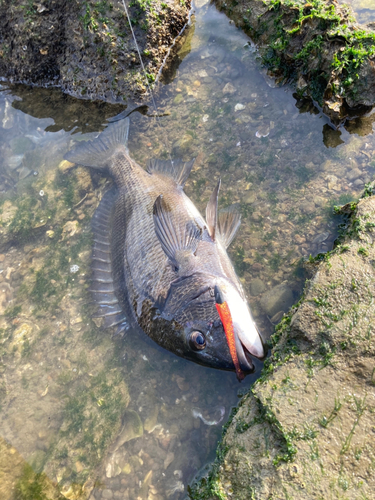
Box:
left=0, top=1, right=375, bottom=500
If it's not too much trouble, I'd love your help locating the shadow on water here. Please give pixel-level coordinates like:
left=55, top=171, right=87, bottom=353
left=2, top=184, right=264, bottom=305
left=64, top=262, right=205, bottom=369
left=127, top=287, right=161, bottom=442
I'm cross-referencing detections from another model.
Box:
left=0, top=0, right=375, bottom=499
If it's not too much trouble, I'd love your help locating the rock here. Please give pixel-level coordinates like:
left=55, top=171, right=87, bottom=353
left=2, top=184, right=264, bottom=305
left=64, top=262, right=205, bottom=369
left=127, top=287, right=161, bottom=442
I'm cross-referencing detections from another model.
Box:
left=353, top=178, right=363, bottom=187
left=113, top=410, right=143, bottom=451
left=101, top=489, right=113, bottom=499
left=234, top=103, right=245, bottom=112
left=312, top=231, right=329, bottom=244
left=191, top=189, right=375, bottom=500
left=164, top=451, right=175, bottom=469
left=172, top=134, right=193, bottom=156
left=58, top=159, right=75, bottom=172
left=250, top=278, right=266, bottom=296
left=347, top=168, right=363, bottom=181
left=260, top=283, right=294, bottom=317
left=299, top=201, right=315, bottom=214
left=313, top=195, right=326, bottom=208
left=222, top=82, right=236, bottom=94
left=270, top=310, right=284, bottom=324
left=242, top=193, right=256, bottom=206
left=175, top=376, right=190, bottom=392
left=173, top=94, right=183, bottom=105
left=326, top=174, right=340, bottom=191
left=144, top=405, right=159, bottom=433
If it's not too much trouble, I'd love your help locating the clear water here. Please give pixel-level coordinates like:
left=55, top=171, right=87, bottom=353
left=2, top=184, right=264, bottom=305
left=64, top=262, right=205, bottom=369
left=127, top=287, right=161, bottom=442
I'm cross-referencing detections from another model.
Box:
left=0, top=2, right=375, bottom=500
left=339, top=0, right=375, bottom=24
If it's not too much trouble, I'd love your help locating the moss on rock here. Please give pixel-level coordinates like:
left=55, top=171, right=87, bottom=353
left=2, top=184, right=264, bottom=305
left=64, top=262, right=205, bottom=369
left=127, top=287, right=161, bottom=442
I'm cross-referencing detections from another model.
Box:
left=189, top=183, right=375, bottom=499
left=213, top=0, right=375, bottom=124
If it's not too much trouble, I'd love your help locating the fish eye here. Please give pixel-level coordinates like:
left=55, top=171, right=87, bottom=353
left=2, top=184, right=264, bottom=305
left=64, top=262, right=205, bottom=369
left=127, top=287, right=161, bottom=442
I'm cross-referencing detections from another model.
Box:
left=189, top=331, right=206, bottom=351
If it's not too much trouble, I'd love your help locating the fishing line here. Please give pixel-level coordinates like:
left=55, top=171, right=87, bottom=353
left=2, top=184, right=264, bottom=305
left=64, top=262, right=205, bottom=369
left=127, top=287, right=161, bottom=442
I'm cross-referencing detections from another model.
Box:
left=119, top=0, right=174, bottom=161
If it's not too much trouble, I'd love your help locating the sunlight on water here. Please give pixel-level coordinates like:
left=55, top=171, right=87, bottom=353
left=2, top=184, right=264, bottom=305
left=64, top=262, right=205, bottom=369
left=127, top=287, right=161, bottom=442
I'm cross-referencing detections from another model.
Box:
left=0, top=1, right=375, bottom=499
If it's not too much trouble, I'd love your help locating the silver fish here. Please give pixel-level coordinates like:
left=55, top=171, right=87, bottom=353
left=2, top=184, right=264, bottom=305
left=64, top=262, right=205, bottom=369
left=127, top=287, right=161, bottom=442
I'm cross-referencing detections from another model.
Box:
left=64, top=118, right=265, bottom=379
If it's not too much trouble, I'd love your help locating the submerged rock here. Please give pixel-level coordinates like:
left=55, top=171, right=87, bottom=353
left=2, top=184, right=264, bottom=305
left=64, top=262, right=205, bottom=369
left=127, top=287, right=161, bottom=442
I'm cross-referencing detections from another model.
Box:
left=260, top=282, right=294, bottom=317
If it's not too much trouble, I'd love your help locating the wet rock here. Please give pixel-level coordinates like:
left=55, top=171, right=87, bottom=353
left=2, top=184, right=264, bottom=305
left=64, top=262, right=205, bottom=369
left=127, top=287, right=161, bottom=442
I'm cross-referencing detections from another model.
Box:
left=144, top=405, right=159, bottom=433
left=222, top=82, right=236, bottom=94
left=270, top=310, right=284, bottom=324
left=250, top=278, right=266, bottom=296
left=312, top=232, right=330, bottom=244
left=234, top=103, right=245, bottom=112
left=299, top=201, right=315, bottom=214
left=313, top=195, right=326, bottom=208
left=326, top=174, right=340, bottom=191
left=58, top=159, right=75, bottom=172
left=101, top=489, right=113, bottom=499
left=175, top=376, right=190, bottom=392
left=347, top=168, right=363, bottom=181
left=173, top=94, right=183, bottom=105
left=172, top=134, right=193, bottom=156
left=113, top=410, right=143, bottom=451
left=353, top=178, right=364, bottom=187
left=164, top=451, right=175, bottom=469
left=260, top=283, right=294, bottom=317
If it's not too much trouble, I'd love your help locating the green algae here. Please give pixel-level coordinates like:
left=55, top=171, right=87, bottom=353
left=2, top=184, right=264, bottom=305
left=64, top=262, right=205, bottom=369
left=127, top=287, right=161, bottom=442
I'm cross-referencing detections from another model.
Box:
left=214, top=0, right=375, bottom=120
left=189, top=183, right=375, bottom=499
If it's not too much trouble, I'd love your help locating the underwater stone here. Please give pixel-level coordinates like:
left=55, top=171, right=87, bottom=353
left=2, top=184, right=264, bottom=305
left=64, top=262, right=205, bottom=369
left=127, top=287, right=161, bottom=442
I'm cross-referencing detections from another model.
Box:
left=250, top=278, right=266, bottom=296
left=172, top=134, right=193, bottom=156
left=113, top=410, right=143, bottom=451
left=260, top=283, right=294, bottom=317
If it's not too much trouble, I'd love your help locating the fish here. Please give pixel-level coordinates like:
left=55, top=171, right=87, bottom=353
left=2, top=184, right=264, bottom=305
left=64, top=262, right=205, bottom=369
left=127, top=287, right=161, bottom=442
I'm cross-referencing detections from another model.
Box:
left=64, top=118, right=265, bottom=379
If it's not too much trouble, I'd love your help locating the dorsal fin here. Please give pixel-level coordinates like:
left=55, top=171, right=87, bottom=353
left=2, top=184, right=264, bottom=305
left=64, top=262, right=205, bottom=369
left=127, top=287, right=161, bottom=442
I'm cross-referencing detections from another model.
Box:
left=206, top=179, right=221, bottom=241
left=153, top=195, right=202, bottom=265
left=147, top=158, right=195, bottom=187
left=218, top=204, right=241, bottom=248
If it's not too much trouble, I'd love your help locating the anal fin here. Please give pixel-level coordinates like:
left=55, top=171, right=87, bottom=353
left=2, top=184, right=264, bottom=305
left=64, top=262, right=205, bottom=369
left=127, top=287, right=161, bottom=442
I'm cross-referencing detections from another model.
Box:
left=91, top=187, right=128, bottom=334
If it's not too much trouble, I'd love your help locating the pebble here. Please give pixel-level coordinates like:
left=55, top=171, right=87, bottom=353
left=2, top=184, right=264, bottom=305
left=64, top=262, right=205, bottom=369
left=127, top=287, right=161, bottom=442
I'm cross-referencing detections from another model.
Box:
left=312, top=232, right=329, bottom=244
left=222, top=82, right=236, bottom=94
left=101, top=489, right=113, bottom=499
left=300, top=201, right=315, bottom=214
left=234, top=103, right=245, bottom=111
left=260, top=283, right=295, bottom=317
left=270, top=310, right=284, bottom=324
left=242, top=192, right=256, bottom=204
left=347, top=168, right=362, bottom=181
left=250, top=278, right=266, bottom=296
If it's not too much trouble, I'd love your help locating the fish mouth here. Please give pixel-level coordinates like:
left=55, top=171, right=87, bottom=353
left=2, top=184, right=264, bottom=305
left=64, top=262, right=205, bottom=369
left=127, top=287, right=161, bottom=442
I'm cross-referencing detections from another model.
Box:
left=235, top=332, right=255, bottom=374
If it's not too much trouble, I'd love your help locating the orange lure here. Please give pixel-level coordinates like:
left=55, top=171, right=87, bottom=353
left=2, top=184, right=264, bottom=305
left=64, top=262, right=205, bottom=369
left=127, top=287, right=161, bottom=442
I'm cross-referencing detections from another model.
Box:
left=214, top=286, right=244, bottom=381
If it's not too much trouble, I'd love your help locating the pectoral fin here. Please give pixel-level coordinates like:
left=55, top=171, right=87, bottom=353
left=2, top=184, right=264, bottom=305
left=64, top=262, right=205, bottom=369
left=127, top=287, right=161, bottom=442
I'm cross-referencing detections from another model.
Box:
left=153, top=195, right=202, bottom=264
left=206, top=179, right=221, bottom=241
left=218, top=205, right=241, bottom=248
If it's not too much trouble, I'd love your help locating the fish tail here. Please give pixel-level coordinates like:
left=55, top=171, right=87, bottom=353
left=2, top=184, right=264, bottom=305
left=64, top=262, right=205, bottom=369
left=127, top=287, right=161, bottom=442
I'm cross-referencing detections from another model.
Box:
left=64, top=118, right=130, bottom=169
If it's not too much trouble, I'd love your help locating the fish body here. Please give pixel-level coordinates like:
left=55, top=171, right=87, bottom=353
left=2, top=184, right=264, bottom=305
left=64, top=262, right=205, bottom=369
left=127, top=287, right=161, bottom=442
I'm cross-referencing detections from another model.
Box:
left=64, top=118, right=265, bottom=377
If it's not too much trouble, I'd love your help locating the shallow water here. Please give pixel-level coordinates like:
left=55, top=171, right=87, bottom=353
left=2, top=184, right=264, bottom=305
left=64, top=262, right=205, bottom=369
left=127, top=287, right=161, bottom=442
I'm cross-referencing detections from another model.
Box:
left=0, top=1, right=375, bottom=500
left=340, top=0, right=375, bottom=24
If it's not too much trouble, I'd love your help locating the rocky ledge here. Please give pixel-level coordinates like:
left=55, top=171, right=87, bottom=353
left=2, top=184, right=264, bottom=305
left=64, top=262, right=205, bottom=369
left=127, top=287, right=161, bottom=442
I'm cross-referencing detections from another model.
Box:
left=212, top=0, right=375, bottom=124
left=189, top=183, right=375, bottom=499
left=0, top=0, right=190, bottom=103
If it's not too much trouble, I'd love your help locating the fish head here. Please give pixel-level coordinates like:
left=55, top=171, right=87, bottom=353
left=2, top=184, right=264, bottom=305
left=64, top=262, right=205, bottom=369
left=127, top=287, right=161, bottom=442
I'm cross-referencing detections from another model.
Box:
left=161, top=274, right=265, bottom=376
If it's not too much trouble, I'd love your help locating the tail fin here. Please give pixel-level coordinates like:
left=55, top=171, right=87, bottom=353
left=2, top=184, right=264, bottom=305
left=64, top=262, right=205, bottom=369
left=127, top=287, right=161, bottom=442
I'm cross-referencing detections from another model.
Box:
left=64, top=118, right=130, bottom=168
